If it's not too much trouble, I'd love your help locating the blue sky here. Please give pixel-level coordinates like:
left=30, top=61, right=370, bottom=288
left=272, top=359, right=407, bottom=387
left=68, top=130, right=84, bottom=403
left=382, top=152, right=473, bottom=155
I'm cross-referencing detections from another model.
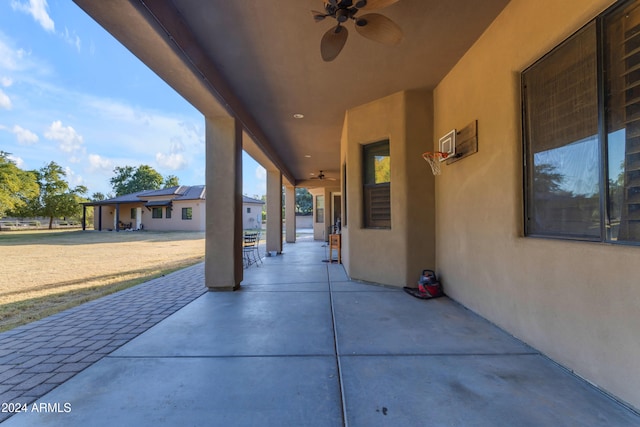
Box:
left=0, top=0, right=266, bottom=198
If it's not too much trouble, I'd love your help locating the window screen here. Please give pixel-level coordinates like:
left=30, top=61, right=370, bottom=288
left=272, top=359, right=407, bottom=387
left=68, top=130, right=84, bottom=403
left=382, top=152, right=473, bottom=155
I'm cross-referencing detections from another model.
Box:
left=523, top=22, right=601, bottom=239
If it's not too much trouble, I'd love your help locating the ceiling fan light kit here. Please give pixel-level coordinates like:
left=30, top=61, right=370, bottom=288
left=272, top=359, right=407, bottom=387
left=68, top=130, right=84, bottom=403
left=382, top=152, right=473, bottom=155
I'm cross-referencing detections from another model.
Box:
left=313, top=0, right=403, bottom=61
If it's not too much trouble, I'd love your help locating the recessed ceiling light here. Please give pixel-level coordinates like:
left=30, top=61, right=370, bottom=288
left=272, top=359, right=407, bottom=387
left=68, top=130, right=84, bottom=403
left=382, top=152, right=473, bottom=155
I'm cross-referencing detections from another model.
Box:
left=310, top=173, right=315, bottom=176
left=293, top=113, right=304, bottom=119
left=304, top=154, right=311, bottom=158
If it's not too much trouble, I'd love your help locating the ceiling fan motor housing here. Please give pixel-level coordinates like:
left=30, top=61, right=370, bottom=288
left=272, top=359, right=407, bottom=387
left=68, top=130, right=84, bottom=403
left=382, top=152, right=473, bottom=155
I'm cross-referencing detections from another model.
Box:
left=325, top=0, right=366, bottom=18
left=317, top=0, right=402, bottom=61
left=336, top=8, right=350, bottom=22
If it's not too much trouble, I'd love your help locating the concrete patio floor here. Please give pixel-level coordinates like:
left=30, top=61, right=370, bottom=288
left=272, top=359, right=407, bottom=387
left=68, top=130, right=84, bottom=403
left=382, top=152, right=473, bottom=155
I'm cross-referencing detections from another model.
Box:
left=2, top=236, right=639, bottom=426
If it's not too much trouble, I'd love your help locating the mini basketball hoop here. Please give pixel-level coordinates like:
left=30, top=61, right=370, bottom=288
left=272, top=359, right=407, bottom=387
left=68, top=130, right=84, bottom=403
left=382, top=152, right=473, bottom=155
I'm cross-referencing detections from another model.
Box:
left=422, top=151, right=449, bottom=175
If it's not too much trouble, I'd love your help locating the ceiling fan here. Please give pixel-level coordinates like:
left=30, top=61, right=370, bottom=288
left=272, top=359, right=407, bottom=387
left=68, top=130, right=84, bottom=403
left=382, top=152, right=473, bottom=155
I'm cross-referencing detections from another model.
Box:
left=310, top=170, right=337, bottom=181
left=312, top=0, right=403, bottom=62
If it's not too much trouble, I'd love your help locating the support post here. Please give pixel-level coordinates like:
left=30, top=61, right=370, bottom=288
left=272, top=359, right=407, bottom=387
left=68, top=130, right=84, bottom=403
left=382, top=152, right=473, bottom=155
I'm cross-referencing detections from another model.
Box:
left=266, top=170, right=283, bottom=255
left=205, top=116, right=243, bottom=290
left=285, top=185, right=296, bottom=243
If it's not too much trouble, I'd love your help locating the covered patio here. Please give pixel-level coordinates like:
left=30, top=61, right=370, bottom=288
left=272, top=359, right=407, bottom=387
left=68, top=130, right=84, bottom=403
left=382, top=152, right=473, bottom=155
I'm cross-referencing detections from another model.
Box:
left=2, top=238, right=638, bottom=426
left=66, top=0, right=640, bottom=415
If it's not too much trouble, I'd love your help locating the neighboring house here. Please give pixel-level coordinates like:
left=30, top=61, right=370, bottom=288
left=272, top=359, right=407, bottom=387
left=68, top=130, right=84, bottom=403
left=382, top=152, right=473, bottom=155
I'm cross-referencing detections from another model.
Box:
left=82, top=185, right=206, bottom=232
left=242, top=196, right=264, bottom=230
left=83, top=187, right=266, bottom=232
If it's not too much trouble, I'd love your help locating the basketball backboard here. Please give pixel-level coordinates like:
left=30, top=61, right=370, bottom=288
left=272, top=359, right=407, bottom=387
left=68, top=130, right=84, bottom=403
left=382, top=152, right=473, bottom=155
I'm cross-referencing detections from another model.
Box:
left=439, top=129, right=456, bottom=161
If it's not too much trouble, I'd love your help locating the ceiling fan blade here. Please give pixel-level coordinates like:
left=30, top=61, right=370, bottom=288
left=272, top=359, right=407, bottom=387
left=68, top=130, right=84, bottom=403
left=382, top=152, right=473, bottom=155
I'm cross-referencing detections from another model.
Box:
left=321, top=25, right=349, bottom=62
left=355, top=13, right=403, bottom=45
left=312, top=10, right=327, bottom=22
left=358, top=0, right=400, bottom=11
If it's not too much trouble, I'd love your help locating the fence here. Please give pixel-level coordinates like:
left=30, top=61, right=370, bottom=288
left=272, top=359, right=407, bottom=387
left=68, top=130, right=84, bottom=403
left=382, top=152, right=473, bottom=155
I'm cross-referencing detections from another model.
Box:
left=0, top=219, right=83, bottom=231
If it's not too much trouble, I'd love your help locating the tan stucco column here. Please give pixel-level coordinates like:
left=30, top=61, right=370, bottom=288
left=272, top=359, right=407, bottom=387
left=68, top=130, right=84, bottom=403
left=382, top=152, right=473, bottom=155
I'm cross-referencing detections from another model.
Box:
left=285, top=185, right=296, bottom=243
left=266, top=169, right=283, bottom=255
left=205, top=116, right=243, bottom=291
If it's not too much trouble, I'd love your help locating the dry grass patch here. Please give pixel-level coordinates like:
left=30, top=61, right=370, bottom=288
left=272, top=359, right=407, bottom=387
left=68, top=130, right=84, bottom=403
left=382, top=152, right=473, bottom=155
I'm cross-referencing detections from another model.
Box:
left=0, top=230, right=205, bottom=332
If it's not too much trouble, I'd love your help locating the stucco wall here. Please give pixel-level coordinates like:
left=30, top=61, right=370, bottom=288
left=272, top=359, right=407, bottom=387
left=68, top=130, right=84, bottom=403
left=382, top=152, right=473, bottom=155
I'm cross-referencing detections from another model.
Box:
left=242, top=202, right=263, bottom=230
left=309, top=187, right=340, bottom=241
left=341, top=90, right=436, bottom=287
left=92, top=203, right=139, bottom=231
left=433, top=0, right=639, bottom=409
left=93, top=202, right=205, bottom=232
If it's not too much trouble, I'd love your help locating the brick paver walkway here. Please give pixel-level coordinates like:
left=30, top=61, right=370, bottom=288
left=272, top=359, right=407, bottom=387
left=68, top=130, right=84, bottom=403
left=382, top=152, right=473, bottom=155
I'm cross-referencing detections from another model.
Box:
left=0, top=263, right=206, bottom=423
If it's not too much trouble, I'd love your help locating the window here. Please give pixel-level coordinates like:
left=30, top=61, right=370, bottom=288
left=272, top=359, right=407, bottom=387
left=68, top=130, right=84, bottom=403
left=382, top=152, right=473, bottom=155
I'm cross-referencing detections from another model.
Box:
left=166, top=207, right=172, bottom=219
left=131, top=208, right=137, bottom=219
left=342, top=162, right=348, bottom=227
left=523, top=0, right=640, bottom=244
left=247, top=207, right=251, bottom=213
left=316, top=195, right=324, bottom=223
left=182, top=207, right=192, bottom=220
left=152, top=207, right=162, bottom=219
left=605, top=1, right=640, bottom=242
left=363, top=140, right=391, bottom=228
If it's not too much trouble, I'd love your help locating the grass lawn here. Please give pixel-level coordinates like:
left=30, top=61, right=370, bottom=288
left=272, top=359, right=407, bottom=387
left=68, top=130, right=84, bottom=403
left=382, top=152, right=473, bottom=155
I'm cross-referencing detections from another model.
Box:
left=0, top=230, right=205, bottom=332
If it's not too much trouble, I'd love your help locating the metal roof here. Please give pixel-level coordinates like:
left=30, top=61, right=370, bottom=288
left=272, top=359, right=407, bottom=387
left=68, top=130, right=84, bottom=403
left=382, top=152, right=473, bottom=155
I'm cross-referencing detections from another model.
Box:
left=83, top=185, right=206, bottom=206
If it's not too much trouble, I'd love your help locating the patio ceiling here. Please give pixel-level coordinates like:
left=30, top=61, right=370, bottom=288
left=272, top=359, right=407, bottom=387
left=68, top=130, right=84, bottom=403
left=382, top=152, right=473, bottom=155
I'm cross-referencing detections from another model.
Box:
left=73, top=0, right=509, bottom=186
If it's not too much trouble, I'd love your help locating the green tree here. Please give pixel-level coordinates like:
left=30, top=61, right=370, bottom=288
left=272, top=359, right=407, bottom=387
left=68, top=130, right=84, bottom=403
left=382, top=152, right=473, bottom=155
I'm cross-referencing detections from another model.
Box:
left=374, top=156, right=391, bottom=183
left=295, top=188, right=313, bottom=215
left=163, top=174, right=180, bottom=188
left=0, top=152, right=39, bottom=218
left=19, top=162, right=88, bottom=229
left=260, top=194, right=267, bottom=222
left=534, top=163, right=565, bottom=195
left=110, top=165, right=135, bottom=196
left=110, top=165, right=164, bottom=196
left=91, top=192, right=107, bottom=201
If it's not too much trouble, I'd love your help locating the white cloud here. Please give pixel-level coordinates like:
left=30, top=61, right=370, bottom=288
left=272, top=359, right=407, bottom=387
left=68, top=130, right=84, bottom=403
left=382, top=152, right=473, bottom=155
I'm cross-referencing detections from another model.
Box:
left=155, top=152, right=187, bottom=170
left=86, top=97, right=144, bottom=123
left=0, top=77, right=12, bottom=87
left=0, top=89, right=11, bottom=109
left=88, top=154, right=113, bottom=172
left=12, top=125, right=38, bottom=144
left=44, top=120, right=84, bottom=153
left=169, top=138, right=185, bottom=153
left=11, top=0, right=55, bottom=33
left=62, top=27, right=81, bottom=52
left=7, top=154, right=24, bottom=168
left=63, top=166, right=84, bottom=187
left=255, top=166, right=266, bottom=181
left=0, top=35, right=29, bottom=72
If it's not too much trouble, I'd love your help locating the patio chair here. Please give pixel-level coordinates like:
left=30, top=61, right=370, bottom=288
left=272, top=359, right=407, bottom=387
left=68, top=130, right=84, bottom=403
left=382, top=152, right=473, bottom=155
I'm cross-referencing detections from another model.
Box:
left=254, top=230, right=263, bottom=261
left=243, top=232, right=262, bottom=268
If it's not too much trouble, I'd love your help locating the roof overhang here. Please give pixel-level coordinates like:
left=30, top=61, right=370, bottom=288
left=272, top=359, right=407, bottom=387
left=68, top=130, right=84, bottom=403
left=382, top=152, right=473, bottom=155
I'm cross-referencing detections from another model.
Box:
left=72, top=0, right=510, bottom=187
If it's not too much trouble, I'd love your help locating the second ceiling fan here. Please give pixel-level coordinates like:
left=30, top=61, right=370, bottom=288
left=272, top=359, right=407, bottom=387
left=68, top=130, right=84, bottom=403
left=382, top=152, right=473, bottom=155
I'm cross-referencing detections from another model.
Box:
left=312, top=0, right=403, bottom=62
